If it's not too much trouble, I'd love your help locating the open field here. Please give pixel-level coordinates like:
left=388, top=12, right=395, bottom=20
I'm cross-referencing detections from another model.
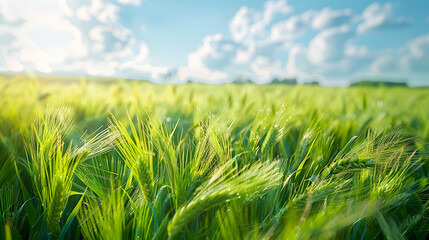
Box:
left=1, top=75, right=429, bottom=239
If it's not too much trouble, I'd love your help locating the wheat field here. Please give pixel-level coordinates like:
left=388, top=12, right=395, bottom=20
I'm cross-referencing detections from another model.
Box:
left=1, top=75, right=429, bottom=239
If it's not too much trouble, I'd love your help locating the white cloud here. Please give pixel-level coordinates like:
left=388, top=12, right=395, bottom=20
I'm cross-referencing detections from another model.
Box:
left=183, top=0, right=419, bottom=84
left=68, top=0, right=120, bottom=23
left=87, top=22, right=135, bottom=59
left=286, top=45, right=305, bottom=77
left=270, top=10, right=316, bottom=41
left=401, top=34, right=429, bottom=72
left=234, top=46, right=255, bottom=64
left=178, top=33, right=233, bottom=82
left=181, top=1, right=297, bottom=82
left=135, top=44, right=149, bottom=62
left=229, top=0, right=292, bottom=42
left=370, top=56, right=397, bottom=73
left=117, top=0, right=142, bottom=6
left=57, top=0, right=74, bottom=18
left=96, top=3, right=119, bottom=23
left=357, top=3, right=411, bottom=33
left=0, top=2, right=16, bottom=22
left=275, top=16, right=305, bottom=33
left=364, top=35, right=429, bottom=85
left=270, top=7, right=354, bottom=41
left=251, top=56, right=284, bottom=81
left=188, top=34, right=237, bottom=72
left=286, top=26, right=373, bottom=82
left=263, top=0, right=294, bottom=23
left=59, top=42, right=167, bottom=79
left=76, top=6, right=92, bottom=21
left=0, top=11, right=87, bottom=73
left=347, top=33, right=429, bottom=86
left=311, top=7, right=353, bottom=29
left=73, top=0, right=107, bottom=22
left=0, top=58, right=23, bottom=72
left=181, top=30, right=291, bottom=82
left=230, top=7, right=261, bottom=42
left=308, top=26, right=353, bottom=64
left=0, top=0, right=167, bottom=80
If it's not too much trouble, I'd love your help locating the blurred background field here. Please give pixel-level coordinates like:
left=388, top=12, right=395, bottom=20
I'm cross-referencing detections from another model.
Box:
left=1, top=74, right=429, bottom=239
left=2, top=74, right=428, bottom=142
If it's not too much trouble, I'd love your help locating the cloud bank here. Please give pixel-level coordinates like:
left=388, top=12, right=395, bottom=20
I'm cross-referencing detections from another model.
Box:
left=0, top=0, right=166, bottom=79
left=179, top=1, right=428, bottom=85
left=0, top=0, right=428, bottom=85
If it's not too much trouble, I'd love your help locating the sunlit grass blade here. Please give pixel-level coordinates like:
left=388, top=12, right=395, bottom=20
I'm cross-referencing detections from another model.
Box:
left=167, top=159, right=283, bottom=238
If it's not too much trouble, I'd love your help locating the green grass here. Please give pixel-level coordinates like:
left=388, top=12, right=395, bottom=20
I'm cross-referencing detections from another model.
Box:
left=0, top=75, right=428, bottom=239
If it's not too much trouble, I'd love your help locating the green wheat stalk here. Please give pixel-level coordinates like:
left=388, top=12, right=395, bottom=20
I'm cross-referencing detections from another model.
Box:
left=167, top=159, right=283, bottom=238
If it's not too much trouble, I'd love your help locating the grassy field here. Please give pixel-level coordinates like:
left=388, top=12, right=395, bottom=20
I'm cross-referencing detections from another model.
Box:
left=1, top=75, right=429, bottom=239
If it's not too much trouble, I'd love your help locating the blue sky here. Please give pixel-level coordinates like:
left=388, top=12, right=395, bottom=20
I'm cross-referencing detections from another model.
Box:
left=1, top=0, right=429, bottom=85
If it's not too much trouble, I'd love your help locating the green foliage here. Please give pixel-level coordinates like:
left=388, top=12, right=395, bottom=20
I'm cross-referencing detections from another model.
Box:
left=0, top=75, right=428, bottom=239
left=168, top=159, right=282, bottom=238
